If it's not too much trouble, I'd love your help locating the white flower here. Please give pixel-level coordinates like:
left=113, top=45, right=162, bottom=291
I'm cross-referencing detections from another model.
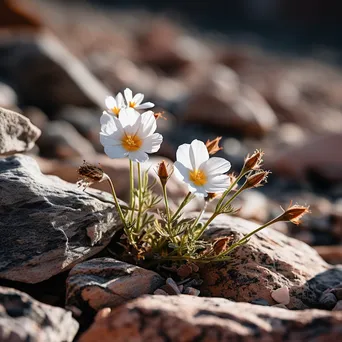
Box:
left=174, top=139, right=231, bottom=196
left=124, top=88, right=154, bottom=110
left=100, top=108, right=162, bottom=163
left=105, top=93, right=125, bottom=116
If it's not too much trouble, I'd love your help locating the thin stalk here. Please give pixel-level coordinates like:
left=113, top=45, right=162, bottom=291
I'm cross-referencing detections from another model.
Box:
left=221, top=216, right=280, bottom=256
left=190, top=201, right=208, bottom=234
left=171, top=192, right=192, bottom=221
left=162, top=183, right=177, bottom=243
left=135, top=162, right=143, bottom=232
left=129, top=160, right=135, bottom=222
left=106, top=177, right=134, bottom=245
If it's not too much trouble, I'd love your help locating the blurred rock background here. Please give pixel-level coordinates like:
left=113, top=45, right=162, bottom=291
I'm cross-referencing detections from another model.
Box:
left=0, top=0, right=341, bottom=262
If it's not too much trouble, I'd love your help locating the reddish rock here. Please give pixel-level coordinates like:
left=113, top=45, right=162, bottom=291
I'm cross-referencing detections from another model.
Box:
left=66, top=258, right=164, bottom=312
left=79, top=295, right=342, bottom=342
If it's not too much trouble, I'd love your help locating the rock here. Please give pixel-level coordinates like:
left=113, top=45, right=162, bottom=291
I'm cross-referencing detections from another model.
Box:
left=315, top=246, right=342, bottom=265
left=199, top=214, right=342, bottom=309
left=0, top=155, right=122, bottom=283
left=0, top=286, right=78, bottom=342
left=0, top=83, right=17, bottom=108
left=250, top=298, right=270, bottom=306
left=0, top=107, right=41, bottom=156
left=79, top=294, right=342, bottom=342
left=66, top=258, right=164, bottom=312
left=181, top=65, right=278, bottom=137
left=37, top=120, right=96, bottom=159
left=319, top=292, right=338, bottom=310
left=0, top=33, right=110, bottom=110
left=271, top=286, right=290, bottom=305
left=333, top=301, right=342, bottom=311
left=268, top=133, right=342, bottom=183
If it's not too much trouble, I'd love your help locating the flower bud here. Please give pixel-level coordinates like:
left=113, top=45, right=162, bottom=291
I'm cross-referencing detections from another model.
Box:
left=157, top=160, right=173, bottom=186
left=205, top=136, right=223, bottom=155
left=213, top=236, right=233, bottom=255
left=206, top=192, right=220, bottom=202
left=241, top=170, right=270, bottom=190
left=77, top=161, right=108, bottom=189
left=277, top=204, right=310, bottom=225
left=154, top=111, right=167, bottom=120
left=243, top=149, right=264, bottom=172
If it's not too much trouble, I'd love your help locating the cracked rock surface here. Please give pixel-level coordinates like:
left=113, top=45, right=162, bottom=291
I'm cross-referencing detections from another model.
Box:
left=0, top=107, right=41, bottom=156
left=79, top=294, right=342, bottom=342
left=0, top=286, right=78, bottom=342
left=66, top=258, right=164, bottom=313
left=0, top=155, right=122, bottom=283
left=200, top=215, right=342, bottom=309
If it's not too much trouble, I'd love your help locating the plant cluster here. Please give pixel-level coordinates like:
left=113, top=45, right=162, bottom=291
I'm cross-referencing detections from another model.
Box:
left=78, top=88, right=310, bottom=263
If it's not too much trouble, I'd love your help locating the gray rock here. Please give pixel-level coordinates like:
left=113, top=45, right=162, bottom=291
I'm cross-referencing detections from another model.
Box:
left=66, top=258, right=164, bottom=312
left=0, top=286, right=78, bottom=342
left=319, top=292, right=338, bottom=310
left=0, top=155, right=122, bottom=283
left=79, top=295, right=342, bottom=342
left=0, top=107, right=41, bottom=156
left=0, top=33, right=110, bottom=109
left=199, top=215, right=342, bottom=309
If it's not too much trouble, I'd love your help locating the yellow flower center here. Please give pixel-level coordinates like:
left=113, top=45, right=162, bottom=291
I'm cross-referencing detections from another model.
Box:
left=129, top=101, right=136, bottom=108
left=189, top=169, right=207, bottom=186
left=121, top=134, right=142, bottom=152
left=111, top=107, right=120, bottom=116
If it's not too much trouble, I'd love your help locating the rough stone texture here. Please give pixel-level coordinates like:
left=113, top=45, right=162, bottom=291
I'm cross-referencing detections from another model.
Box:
left=199, top=215, right=342, bottom=309
left=0, top=107, right=41, bottom=156
left=79, top=295, right=342, bottom=342
left=0, top=286, right=78, bottom=342
left=0, top=155, right=122, bottom=283
left=66, top=258, right=164, bottom=312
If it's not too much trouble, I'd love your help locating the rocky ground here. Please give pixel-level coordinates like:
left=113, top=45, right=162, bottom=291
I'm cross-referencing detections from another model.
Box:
left=0, top=0, right=342, bottom=341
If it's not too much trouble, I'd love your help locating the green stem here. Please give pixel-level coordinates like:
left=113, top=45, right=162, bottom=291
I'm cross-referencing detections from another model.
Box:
left=216, top=170, right=249, bottom=211
left=222, top=216, right=280, bottom=256
left=106, top=177, right=134, bottom=245
left=136, top=162, right=143, bottom=232
left=171, top=192, right=192, bottom=221
left=190, top=201, right=208, bottom=235
left=129, top=160, right=135, bottom=222
left=193, top=212, right=218, bottom=240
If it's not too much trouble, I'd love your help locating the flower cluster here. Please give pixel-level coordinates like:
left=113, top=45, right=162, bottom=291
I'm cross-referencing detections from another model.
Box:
left=78, top=88, right=310, bottom=263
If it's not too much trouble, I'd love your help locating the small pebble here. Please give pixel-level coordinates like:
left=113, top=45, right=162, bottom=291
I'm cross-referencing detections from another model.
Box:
left=331, top=288, right=342, bottom=300
left=319, top=292, right=338, bottom=309
left=271, top=286, right=290, bottom=305
left=183, top=287, right=200, bottom=296
left=250, top=298, right=270, bottom=306
left=332, top=300, right=342, bottom=311
left=95, top=307, right=111, bottom=322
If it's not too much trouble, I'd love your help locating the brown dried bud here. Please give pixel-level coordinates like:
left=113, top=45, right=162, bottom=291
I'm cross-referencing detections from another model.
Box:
left=228, top=172, right=238, bottom=190
left=154, top=111, right=167, bottom=120
left=207, top=192, right=220, bottom=201
left=77, top=161, right=107, bottom=189
left=157, top=160, right=173, bottom=186
left=243, top=149, right=264, bottom=172
left=205, top=136, right=223, bottom=155
left=277, top=204, right=311, bottom=225
left=241, top=170, right=270, bottom=190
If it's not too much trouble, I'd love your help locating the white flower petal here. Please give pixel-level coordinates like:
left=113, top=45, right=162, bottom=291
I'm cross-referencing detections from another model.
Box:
left=104, top=145, right=127, bottom=159
left=174, top=161, right=190, bottom=183
left=142, top=133, right=163, bottom=153
left=101, top=112, right=124, bottom=136
left=100, top=134, right=122, bottom=147
left=135, top=102, right=155, bottom=110
left=124, top=88, right=133, bottom=102
left=118, top=108, right=140, bottom=130
left=204, top=174, right=230, bottom=193
left=128, top=150, right=149, bottom=163
left=189, top=139, right=209, bottom=170
left=116, top=92, right=125, bottom=108
left=190, top=185, right=207, bottom=197
left=203, top=157, right=231, bottom=176
left=176, top=143, right=192, bottom=169
left=137, top=111, right=156, bottom=138
left=105, top=96, right=117, bottom=110
left=132, top=93, right=144, bottom=105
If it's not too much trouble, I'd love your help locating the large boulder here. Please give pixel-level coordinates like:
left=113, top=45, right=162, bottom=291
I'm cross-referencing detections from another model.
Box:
left=66, top=258, right=164, bottom=313
left=0, top=286, right=78, bottom=342
left=0, top=107, right=41, bottom=156
left=199, top=215, right=342, bottom=309
left=79, top=295, right=342, bottom=342
left=0, top=155, right=122, bottom=283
